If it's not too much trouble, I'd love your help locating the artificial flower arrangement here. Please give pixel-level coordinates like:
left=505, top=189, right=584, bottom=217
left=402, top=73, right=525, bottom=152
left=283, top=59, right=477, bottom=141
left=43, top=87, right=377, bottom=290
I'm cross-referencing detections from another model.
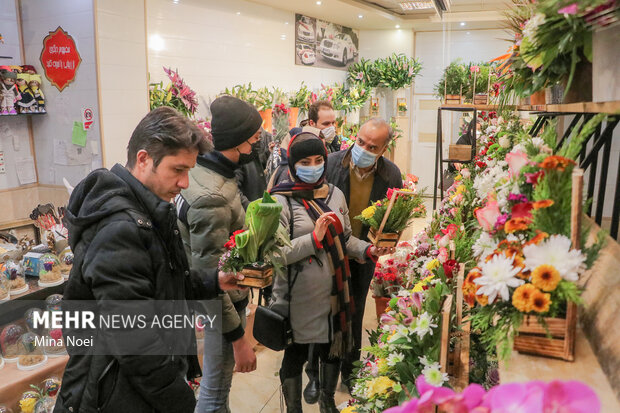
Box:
left=149, top=67, right=198, bottom=117
left=356, top=179, right=426, bottom=247
left=376, top=374, right=601, bottom=413
left=464, top=114, right=606, bottom=360
left=218, top=192, right=291, bottom=288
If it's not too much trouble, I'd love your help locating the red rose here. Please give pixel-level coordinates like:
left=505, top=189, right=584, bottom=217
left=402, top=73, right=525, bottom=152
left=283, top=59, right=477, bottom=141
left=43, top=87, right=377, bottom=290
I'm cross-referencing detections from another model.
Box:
left=443, top=259, right=458, bottom=279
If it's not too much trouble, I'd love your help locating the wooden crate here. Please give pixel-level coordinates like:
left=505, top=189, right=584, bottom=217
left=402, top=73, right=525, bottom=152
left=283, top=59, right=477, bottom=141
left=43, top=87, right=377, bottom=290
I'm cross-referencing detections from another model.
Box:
left=445, top=94, right=462, bottom=105
left=368, top=228, right=401, bottom=247
left=473, top=94, right=488, bottom=105
left=238, top=265, right=273, bottom=288
left=448, top=144, right=472, bottom=162
left=514, top=302, right=577, bottom=361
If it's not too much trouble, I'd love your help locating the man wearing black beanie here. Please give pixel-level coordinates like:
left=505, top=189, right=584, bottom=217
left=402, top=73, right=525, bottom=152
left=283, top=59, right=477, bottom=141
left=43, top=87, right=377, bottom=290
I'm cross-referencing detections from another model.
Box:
left=176, top=95, right=262, bottom=412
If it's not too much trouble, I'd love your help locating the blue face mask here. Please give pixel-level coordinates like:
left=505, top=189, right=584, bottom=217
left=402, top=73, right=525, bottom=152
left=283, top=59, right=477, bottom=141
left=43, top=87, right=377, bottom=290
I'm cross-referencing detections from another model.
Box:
left=295, top=164, right=325, bottom=184
left=351, top=144, right=379, bottom=168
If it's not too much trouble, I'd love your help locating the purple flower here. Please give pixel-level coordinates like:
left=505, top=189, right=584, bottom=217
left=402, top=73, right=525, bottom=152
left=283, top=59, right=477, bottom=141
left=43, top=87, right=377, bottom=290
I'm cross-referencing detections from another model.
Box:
left=558, top=3, right=578, bottom=15
left=508, top=193, right=528, bottom=204
left=543, top=380, right=601, bottom=413
left=482, top=382, right=544, bottom=412
left=495, top=213, right=509, bottom=229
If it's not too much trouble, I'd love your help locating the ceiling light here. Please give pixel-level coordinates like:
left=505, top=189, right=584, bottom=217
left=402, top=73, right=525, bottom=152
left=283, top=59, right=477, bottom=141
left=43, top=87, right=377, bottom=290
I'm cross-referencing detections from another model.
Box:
left=358, top=14, right=363, bottom=18
left=316, top=1, right=322, bottom=5
left=460, top=22, right=465, bottom=26
left=172, top=0, right=179, bottom=4
left=148, top=34, right=165, bottom=51
left=395, top=24, right=401, bottom=29
left=236, top=11, right=241, bottom=15
left=399, top=1, right=433, bottom=10
left=285, top=21, right=289, bottom=25
left=466, top=31, right=470, bottom=35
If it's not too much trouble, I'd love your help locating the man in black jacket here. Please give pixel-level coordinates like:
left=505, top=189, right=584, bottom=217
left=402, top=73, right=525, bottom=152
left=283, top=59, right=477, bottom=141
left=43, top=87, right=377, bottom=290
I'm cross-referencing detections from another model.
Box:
left=325, top=118, right=403, bottom=392
left=55, top=107, right=244, bottom=413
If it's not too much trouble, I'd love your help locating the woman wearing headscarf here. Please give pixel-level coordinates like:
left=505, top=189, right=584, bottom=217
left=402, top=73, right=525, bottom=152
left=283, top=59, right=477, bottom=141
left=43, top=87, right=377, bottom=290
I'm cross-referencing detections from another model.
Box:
left=270, top=131, right=384, bottom=413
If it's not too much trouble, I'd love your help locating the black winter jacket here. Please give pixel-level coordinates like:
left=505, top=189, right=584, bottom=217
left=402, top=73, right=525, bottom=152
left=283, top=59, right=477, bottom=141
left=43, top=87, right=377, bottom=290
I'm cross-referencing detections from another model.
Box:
left=54, top=164, right=220, bottom=413
left=325, top=148, right=403, bottom=242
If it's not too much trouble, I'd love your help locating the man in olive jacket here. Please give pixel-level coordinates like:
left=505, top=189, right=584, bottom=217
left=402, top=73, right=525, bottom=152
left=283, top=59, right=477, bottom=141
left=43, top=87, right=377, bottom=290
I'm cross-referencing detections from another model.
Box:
left=325, top=118, right=403, bottom=392
left=176, top=96, right=262, bottom=412
left=55, top=107, right=244, bottom=413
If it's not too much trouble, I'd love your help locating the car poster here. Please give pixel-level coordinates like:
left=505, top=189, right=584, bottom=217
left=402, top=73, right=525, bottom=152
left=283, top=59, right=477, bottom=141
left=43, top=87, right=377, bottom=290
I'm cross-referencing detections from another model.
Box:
left=295, top=13, right=359, bottom=70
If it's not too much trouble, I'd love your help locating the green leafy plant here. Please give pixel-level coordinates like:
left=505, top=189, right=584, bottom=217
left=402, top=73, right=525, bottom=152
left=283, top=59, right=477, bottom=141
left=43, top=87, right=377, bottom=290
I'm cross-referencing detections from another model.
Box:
left=356, top=188, right=427, bottom=233
left=149, top=67, right=198, bottom=118
left=433, top=59, right=469, bottom=99
left=347, top=57, right=380, bottom=88
left=288, top=81, right=312, bottom=109
left=375, top=53, right=422, bottom=90
left=253, top=87, right=274, bottom=111
left=223, top=82, right=256, bottom=106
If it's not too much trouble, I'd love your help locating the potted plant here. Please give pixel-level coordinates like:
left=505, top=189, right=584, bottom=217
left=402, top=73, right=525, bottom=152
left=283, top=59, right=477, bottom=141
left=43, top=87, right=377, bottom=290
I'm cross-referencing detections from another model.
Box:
left=254, top=87, right=274, bottom=133
left=356, top=179, right=426, bottom=247
left=433, top=59, right=469, bottom=104
left=218, top=192, right=291, bottom=288
left=288, top=81, right=312, bottom=127
left=347, top=57, right=380, bottom=88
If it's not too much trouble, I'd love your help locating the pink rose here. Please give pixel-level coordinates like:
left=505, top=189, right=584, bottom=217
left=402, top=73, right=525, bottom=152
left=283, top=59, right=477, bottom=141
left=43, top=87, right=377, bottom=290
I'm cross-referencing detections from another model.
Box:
left=506, top=150, right=529, bottom=178
left=558, top=3, right=578, bottom=15
left=475, top=200, right=501, bottom=231
left=438, top=247, right=448, bottom=263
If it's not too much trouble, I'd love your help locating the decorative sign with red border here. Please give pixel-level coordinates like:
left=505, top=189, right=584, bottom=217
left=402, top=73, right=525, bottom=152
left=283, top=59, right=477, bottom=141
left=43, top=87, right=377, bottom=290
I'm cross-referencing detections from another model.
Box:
left=39, top=27, right=82, bottom=92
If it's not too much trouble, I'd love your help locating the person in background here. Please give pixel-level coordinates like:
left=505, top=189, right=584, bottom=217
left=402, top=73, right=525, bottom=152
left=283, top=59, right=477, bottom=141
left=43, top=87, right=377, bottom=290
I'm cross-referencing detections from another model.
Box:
left=176, top=96, right=261, bottom=413
left=267, top=100, right=340, bottom=194
left=236, top=129, right=272, bottom=209
left=56, top=107, right=244, bottom=413
left=270, top=131, right=386, bottom=413
left=325, top=117, right=403, bottom=392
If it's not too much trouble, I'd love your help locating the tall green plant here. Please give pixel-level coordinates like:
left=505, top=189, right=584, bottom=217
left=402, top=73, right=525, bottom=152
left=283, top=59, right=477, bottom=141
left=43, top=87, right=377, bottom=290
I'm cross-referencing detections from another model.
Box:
left=433, top=59, right=468, bottom=99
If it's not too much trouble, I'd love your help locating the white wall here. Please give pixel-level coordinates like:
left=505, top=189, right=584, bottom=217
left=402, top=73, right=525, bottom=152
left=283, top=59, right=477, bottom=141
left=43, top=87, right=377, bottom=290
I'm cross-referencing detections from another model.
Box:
left=95, top=0, right=149, bottom=168
left=0, top=0, right=37, bottom=190
left=20, top=0, right=103, bottom=187
left=411, top=29, right=509, bottom=191
left=358, top=29, right=413, bottom=60
left=146, top=0, right=348, bottom=118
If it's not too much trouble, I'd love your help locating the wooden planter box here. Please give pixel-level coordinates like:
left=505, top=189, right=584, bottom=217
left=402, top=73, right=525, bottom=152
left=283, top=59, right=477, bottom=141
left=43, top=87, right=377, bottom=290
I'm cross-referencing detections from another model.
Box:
left=513, top=302, right=577, bottom=361
left=238, top=264, right=273, bottom=288
left=448, top=144, right=472, bottom=162
left=445, top=94, right=462, bottom=105
left=473, top=94, right=488, bottom=105
left=368, top=227, right=402, bottom=247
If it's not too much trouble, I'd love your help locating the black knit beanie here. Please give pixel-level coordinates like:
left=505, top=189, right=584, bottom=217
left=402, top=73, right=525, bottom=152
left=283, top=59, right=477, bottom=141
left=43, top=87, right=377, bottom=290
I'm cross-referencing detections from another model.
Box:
left=287, top=132, right=328, bottom=178
left=210, top=96, right=263, bottom=151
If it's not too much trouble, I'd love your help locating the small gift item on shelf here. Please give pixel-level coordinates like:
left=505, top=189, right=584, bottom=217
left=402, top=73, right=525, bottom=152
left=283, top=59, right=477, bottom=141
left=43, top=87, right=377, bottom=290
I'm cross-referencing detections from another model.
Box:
left=16, top=73, right=36, bottom=113
left=4, top=259, right=29, bottom=295
left=33, top=397, right=55, bottom=413
left=43, top=320, right=65, bottom=357
left=38, top=253, right=64, bottom=287
left=0, top=272, right=9, bottom=302
left=25, top=308, right=45, bottom=335
left=17, top=332, right=48, bottom=370
left=58, top=247, right=73, bottom=279
left=45, top=294, right=63, bottom=311
left=370, top=97, right=379, bottom=116
left=18, top=390, right=41, bottom=413
left=0, top=69, right=20, bottom=115
left=0, top=324, right=25, bottom=362
left=41, top=376, right=61, bottom=397
left=357, top=181, right=426, bottom=248
left=218, top=192, right=290, bottom=289
left=397, top=98, right=407, bottom=116
left=23, top=252, right=44, bottom=276
left=28, top=74, right=45, bottom=113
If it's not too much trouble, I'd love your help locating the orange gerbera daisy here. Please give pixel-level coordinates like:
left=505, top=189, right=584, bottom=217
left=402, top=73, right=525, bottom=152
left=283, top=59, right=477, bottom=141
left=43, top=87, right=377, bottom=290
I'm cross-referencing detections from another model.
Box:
left=504, top=217, right=531, bottom=233
left=512, top=283, right=538, bottom=312
left=475, top=294, right=489, bottom=307
left=532, top=199, right=554, bottom=209
left=525, top=231, right=549, bottom=246
left=530, top=290, right=552, bottom=313
left=531, top=264, right=561, bottom=291
left=463, top=268, right=482, bottom=307
left=539, top=155, right=576, bottom=172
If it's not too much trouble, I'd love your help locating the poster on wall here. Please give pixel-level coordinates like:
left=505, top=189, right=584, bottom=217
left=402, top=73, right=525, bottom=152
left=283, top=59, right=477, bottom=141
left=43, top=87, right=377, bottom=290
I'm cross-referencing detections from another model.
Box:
left=40, top=26, right=82, bottom=92
left=295, top=14, right=359, bottom=70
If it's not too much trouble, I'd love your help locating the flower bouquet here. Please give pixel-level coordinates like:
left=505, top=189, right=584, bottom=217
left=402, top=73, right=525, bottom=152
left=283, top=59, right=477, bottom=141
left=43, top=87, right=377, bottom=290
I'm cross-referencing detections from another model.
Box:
left=149, top=67, right=198, bottom=118
left=357, top=184, right=426, bottom=248
left=218, top=192, right=290, bottom=288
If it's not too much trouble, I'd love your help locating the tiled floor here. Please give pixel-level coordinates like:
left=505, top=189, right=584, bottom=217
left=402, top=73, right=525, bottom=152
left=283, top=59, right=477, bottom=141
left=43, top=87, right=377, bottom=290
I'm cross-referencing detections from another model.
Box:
left=227, top=217, right=430, bottom=412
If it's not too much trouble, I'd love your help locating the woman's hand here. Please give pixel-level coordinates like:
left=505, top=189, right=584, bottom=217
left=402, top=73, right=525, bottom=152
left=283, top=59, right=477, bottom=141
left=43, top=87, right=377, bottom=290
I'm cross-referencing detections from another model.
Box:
left=369, top=246, right=395, bottom=259
left=313, top=212, right=337, bottom=242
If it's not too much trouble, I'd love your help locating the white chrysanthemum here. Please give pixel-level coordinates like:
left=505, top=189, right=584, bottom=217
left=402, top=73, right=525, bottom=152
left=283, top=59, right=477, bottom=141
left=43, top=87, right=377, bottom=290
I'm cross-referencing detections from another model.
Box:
left=522, top=234, right=586, bottom=282
left=531, top=137, right=545, bottom=148
left=475, top=254, right=524, bottom=303
left=472, top=231, right=498, bottom=259
left=499, top=136, right=511, bottom=148
left=413, top=312, right=437, bottom=339
left=523, top=13, right=546, bottom=41
left=511, top=143, right=527, bottom=153
left=387, top=352, right=405, bottom=366
left=421, top=360, right=448, bottom=386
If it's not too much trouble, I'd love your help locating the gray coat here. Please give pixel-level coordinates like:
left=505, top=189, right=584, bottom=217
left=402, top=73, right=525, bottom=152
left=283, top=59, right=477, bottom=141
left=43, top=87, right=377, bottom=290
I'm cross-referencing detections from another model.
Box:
left=272, top=185, right=370, bottom=344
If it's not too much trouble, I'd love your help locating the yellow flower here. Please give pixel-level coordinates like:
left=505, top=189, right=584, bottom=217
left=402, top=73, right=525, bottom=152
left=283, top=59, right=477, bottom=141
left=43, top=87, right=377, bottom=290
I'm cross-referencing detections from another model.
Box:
left=425, top=259, right=440, bottom=271
left=361, top=206, right=376, bottom=219
left=531, top=264, right=561, bottom=292
left=456, top=184, right=466, bottom=194
left=366, top=376, right=396, bottom=398
left=455, top=174, right=463, bottom=181
left=377, top=358, right=389, bottom=374
left=530, top=290, right=552, bottom=313
left=20, top=398, right=37, bottom=413
left=341, top=406, right=361, bottom=413
left=512, top=283, right=537, bottom=312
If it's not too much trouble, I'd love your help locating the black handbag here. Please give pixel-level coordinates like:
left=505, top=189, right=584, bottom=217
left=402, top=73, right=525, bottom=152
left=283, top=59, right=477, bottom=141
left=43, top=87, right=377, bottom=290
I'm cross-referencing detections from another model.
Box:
left=252, top=197, right=298, bottom=351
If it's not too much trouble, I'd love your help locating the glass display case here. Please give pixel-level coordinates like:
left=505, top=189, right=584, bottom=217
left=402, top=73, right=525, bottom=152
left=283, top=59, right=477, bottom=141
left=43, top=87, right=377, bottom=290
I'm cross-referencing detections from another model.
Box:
left=17, top=332, right=48, bottom=371
left=37, top=254, right=64, bottom=287
left=0, top=324, right=25, bottom=362
left=3, top=259, right=28, bottom=295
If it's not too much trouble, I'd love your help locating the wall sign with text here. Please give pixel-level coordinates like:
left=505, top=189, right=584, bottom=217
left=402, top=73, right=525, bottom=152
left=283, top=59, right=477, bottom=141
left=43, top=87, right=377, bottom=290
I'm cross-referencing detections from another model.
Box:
left=39, top=26, right=82, bottom=92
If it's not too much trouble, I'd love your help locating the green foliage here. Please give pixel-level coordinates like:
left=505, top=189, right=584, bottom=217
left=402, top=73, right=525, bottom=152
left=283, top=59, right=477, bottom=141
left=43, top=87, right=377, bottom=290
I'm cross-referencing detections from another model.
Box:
left=288, top=81, right=312, bottom=109
left=375, top=53, right=423, bottom=90
left=347, top=57, right=380, bottom=88
left=253, top=87, right=274, bottom=111
left=433, top=59, right=469, bottom=98
left=236, top=192, right=283, bottom=263
left=557, top=113, right=606, bottom=158
left=224, top=82, right=256, bottom=106
left=355, top=189, right=427, bottom=233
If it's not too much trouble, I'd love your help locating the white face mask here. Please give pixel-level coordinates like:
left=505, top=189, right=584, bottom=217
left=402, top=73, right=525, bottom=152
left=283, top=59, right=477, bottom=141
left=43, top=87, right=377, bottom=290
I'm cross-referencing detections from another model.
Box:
left=322, top=126, right=336, bottom=143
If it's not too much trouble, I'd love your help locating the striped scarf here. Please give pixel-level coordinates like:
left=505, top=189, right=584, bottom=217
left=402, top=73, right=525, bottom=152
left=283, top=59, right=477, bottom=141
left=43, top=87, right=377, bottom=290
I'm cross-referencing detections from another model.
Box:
left=270, top=181, right=354, bottom=358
